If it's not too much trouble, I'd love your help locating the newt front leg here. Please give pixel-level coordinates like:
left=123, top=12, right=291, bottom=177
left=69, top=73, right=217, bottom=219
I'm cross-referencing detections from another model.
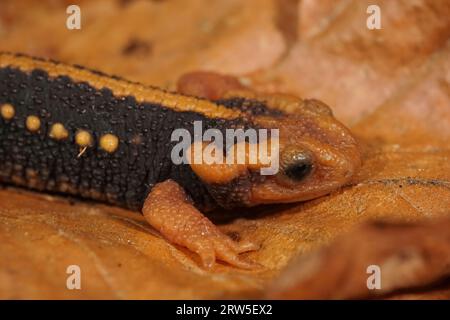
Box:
left=142, top=180, right=259, bottom=269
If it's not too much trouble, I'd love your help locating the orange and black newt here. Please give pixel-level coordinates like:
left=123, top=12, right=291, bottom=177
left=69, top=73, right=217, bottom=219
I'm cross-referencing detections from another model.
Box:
left=0, top=52, right=361, bottom=269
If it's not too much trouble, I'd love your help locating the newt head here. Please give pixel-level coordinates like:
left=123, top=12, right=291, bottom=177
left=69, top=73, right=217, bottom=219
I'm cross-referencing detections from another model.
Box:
left=188, top=97, right=361, bottom=209
left=248, top=98, right=361, bottom=205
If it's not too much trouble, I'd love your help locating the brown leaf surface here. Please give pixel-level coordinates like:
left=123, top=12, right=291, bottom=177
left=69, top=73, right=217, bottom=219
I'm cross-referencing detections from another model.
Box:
left=266, top=216, right=450, bottom=299
left=0, top=0, right=449, bottom=299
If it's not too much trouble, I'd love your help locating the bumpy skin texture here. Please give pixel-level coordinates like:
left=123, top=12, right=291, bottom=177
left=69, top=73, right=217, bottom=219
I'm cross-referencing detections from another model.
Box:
left=0, top=54, right=256, bottom=211
left=143, top=179, right=259, bottom=269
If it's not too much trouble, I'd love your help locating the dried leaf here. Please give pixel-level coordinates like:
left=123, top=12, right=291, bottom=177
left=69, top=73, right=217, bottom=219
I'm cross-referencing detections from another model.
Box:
left=0, top=0, right=449, bottom=299
left=266, top=217, right=450, bottom=299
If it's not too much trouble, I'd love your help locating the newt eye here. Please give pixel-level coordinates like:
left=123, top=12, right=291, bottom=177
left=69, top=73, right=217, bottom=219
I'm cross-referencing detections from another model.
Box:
left=278, top=147, right=313, bottom=185
left=284, top=158, right=312, bottom=181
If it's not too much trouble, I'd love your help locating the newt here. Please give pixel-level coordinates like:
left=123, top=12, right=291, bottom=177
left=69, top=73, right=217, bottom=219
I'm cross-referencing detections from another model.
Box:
left=0, top=52, right=361, bottom=269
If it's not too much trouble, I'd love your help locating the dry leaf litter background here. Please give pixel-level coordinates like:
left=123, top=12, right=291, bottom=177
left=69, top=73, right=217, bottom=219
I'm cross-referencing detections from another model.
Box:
left=0, top=0, right=449, bottom=299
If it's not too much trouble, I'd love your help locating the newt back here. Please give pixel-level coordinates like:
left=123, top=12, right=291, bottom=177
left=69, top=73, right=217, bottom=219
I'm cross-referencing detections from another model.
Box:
left=0, top=53, right=253, bottom=210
